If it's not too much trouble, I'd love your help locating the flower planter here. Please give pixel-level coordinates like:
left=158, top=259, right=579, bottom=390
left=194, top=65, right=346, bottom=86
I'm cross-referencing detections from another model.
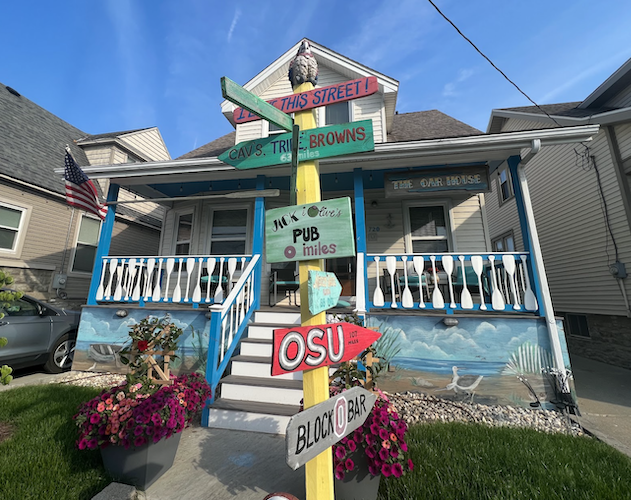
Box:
left=334, top=449, right=381, bottom=500
left=100, top=432, right=181, bottom=490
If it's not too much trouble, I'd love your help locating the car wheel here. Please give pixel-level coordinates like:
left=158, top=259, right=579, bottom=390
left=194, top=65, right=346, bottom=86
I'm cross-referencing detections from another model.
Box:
left=44, top=333, right=76, bottom=373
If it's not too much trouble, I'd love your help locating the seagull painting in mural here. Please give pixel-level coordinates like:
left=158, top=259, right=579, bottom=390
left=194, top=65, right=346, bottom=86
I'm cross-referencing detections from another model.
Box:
left=288, top=40, right=319, bottom=87
left=436, top=366, right=484, bottom=402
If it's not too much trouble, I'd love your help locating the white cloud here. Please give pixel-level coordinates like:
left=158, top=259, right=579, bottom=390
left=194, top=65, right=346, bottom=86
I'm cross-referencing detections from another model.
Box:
left=442, top=68, right=475, bottom=97
left=227, top=8, right=242, bottom=43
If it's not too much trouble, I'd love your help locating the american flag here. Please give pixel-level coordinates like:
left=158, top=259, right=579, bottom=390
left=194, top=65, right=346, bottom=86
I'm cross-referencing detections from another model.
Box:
left=64, top=151, right=108, bottom=220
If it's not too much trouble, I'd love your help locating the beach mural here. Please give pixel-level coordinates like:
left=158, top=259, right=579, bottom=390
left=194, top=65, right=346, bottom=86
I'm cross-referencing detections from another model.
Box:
left=72, top=307, right=210, bottom=376
left=365, top=314, right=574, bottom=409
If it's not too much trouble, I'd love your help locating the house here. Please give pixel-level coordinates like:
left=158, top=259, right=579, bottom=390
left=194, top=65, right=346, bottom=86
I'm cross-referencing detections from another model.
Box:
left=486, top=57, right=631, bottom=370
left=65, top=39, right=599, bottom=434
left=0, top=82, right=168, bottom=308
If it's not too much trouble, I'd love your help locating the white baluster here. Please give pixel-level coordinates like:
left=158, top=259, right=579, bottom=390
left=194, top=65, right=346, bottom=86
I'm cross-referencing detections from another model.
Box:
left=105, top=258, right=117, bottom=300
left=143, top=258, right=156, bottom=300
left=184, top=258, right=195, bottom=302
left=164, top=258, right=175, bottom=301
left=386, top=256, right=398, bottom=309
left=412, top=256, right=425, bottom=308
left=192, top=258, right=203, bottom=303
left=372, top=257, right=385, bottom=307
left=214, top=257, right=225, bottom=303
left=152, top=258, right=163, bottom=302
left=205, top=258, right=216, bottom=303
left=95, top=259, right=108, bottom=301
left=172, top=258, right=183, bottom=303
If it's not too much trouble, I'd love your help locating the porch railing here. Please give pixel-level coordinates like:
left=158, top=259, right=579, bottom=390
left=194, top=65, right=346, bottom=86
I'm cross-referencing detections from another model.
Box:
left=93, top=254, right=254, bottom=306
left=365, top=252, right=539, bottom=313
left=204, top=254, right=261, bottom=407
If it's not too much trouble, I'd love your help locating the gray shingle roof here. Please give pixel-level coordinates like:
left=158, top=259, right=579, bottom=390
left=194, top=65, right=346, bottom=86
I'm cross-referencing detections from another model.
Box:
left=0, top=83, right=89, bottom=195
left=498, top=101, right=614, bottom=118
left=77, top=128, right=152, bottom=143
left=177, top=110, right=482, bottom=160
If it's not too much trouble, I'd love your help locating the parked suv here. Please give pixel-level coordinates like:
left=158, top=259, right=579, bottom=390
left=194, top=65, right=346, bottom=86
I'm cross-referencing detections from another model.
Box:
left=0, top=293, right=80, bottom=373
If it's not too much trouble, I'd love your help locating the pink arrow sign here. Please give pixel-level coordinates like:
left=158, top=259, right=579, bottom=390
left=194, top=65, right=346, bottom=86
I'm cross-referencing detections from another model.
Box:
left=272, top=322, right=381, bottom=376
left=233, top=77, right=378, bottom=124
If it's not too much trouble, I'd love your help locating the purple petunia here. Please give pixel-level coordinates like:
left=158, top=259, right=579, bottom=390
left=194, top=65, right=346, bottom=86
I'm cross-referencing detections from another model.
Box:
left=392, top=463, right=403, bottom=478
left=381, top=464, right=392, bottom=477
left=344, top=458, right=355, bottom=471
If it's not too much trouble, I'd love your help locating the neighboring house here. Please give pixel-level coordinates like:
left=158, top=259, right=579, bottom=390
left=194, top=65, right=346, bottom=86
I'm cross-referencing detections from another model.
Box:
left=486, top=57, right=631, bottom=370
left=0, top=82, right=168, bottom=308
left=66, top=39, right=598, bottom=434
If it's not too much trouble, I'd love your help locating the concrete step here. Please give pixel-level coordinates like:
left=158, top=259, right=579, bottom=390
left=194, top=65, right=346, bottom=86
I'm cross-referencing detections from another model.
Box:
left=247, top=322, right=291, bottom=340
left=219, top=374, right=303, bottom=406
left=230, top=354, right=303, bottom=380
left=240, top=337, right=273, bottom=358
left=253, top=310, right=301, bottom=325
left=206, top=399, right=300, bottom=435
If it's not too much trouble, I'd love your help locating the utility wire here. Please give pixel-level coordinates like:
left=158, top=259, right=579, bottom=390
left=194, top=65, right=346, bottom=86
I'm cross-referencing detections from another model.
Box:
left=426, top=0, right=564, bottom=129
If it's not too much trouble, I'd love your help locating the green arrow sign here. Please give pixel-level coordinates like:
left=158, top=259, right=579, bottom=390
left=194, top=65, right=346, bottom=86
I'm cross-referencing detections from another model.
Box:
left=221, top=76, right=293, bottom=132
left=219, top=120, right=374, bottom=170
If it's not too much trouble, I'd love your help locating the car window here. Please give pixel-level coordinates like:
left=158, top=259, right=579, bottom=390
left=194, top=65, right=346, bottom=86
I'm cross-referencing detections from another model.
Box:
left=4, top=298, right=39, bottom=317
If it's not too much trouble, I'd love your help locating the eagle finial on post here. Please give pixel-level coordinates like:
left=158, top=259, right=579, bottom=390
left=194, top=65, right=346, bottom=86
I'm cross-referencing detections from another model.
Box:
left=288, top=40, right=318, bottom=88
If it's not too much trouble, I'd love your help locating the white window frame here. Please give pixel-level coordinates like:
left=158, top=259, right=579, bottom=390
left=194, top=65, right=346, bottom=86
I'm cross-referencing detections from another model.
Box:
left=0, top=201, right=30, bottom=257
left=69, top=214, right=102, bottom=275
left=402, top=200, right=454, bottom=254
left=497, top=164, right=514, bottom=205
left=205, top=204, right=252, bottom=256
left=265, top=113, right=295, bottom=137
left=172, top=209, right=195, bottom=255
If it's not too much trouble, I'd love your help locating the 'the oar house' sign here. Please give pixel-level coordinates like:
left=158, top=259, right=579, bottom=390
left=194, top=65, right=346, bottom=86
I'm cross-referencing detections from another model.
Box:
left=265, top=197, right=355, bottom=264
left=384, top=165, right=490, bottom=196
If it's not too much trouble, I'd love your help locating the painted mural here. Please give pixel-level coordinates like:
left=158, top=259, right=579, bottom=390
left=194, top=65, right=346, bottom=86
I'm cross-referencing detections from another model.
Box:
left=365, top=314, right=574, bottom=410
left=72, top=307, right=210, bottom=377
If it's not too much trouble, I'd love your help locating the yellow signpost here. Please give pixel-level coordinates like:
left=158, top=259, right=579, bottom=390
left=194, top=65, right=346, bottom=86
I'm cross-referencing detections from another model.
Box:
left=293, top=81, right=334, bottom=500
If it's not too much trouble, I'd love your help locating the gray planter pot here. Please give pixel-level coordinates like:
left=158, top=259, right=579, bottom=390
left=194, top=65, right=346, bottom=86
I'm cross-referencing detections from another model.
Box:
left=100, top=432, right=182, bottom=490
left=334, top=449, right=381, bottom=500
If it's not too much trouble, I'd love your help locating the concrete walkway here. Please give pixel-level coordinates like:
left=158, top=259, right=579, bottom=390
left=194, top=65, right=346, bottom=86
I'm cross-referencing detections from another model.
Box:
left=571, top=354, right=631, bottom=457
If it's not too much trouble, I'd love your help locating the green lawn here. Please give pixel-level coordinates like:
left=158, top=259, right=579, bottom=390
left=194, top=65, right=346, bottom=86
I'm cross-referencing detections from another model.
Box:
left=379, top=421, right=631, bottom=500
left=0, top=385, right=109, bottom=500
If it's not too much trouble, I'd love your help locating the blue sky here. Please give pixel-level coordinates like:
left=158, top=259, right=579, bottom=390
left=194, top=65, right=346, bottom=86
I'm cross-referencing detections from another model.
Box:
left=3, top=1, right=631, bottom=159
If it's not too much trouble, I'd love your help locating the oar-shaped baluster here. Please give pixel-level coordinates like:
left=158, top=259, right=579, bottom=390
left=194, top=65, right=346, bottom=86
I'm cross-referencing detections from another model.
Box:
left=443, top=255, right=456, bottom=308
left=184, top=258, right=195, bottom=302
left=152, top=258, right=164, bottom=302
left=488, top=255, right=505, bottom=311
left=401, top=256, right=414, bottom=308
left=520, top=255, right=538, bottom=311
left=502, top=255, right=521, bottom=310
left=429, top=255, right=445, bottom=309
left=412, top=256, right=426, bottom=308
left=192, top=258, right=203, bottom=303
left=143, top=258, right=156, bottom=300
left=386, top=256, right=398, bottom=309
left=132, top=260, right=143, bottom=302
left=95, top=259, right=108, bottom=301
left=163, top=258, right=175, bottom=301
left=471, top=255, right=486, bottom=310
left=227, top=257, right=237, bottom=294
left=205, top=258, right=216, bottom=303
left=104, top=258, right=117, bottom=300
left=372, top=257, right=385, bottom=307
left=459, top=256, right=473, bottom=309
left=172, top=258, right=184, bottom=303
left=214, top=257, right=225, bottom=302
left=113, top=262, right=124, bottom=302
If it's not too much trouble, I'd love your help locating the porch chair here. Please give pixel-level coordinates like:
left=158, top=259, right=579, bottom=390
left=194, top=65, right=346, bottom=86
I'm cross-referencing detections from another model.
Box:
left=269, top=261, right=300, bottom=307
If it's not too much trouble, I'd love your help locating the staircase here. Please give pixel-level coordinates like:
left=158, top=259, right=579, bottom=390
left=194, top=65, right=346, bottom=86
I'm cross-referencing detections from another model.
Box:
left=205, top=310, right=304, bottom=435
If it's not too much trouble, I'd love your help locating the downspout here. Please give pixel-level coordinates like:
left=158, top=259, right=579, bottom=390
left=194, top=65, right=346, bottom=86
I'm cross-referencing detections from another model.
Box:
left=512, top=140, right=570, bottom=393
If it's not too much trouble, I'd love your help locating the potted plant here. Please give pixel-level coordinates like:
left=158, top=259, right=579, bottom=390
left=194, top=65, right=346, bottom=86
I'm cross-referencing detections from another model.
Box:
left=74, top=315, right=212, bottom=490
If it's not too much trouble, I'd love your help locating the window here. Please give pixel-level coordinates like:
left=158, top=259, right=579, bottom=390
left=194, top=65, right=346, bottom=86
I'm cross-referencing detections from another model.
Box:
left=492, top=231, right=515, bottom=252
left=175, top=212, right=193, bottom=255
left=268, top=113, right=294, bottom=136
left=566, top=314, right=590, bottom=338
left=71, top=216, right=101, bottom=273
left=0, top=203, right=27, bottom=252
left=3, top=297, right=39, bottom=317
left=497, top=165, right=513, bottom=203
left=325, top=101, right=350, bottom=125
left=405, top=205, right=451, bottom=253
left=209, top=208, right=249, bottom=255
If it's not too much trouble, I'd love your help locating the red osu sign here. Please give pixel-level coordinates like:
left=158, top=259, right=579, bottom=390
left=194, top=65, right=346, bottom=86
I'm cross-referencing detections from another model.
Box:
left=271, top=322, right=381, bottom=376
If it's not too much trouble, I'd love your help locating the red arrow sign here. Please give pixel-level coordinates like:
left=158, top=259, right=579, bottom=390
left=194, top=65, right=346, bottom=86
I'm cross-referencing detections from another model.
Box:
left=272, top=322, right=381, bottom=376
left=233, top=77, right=378, bottom=124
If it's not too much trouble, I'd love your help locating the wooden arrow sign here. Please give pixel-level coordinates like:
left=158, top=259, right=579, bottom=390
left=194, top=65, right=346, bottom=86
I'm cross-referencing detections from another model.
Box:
left=308, top=271, right=342, bottom=315
left=285, top=386, right=377, bottom=470
left=272, top=322, right=381, bottom=376
left=233, top=76, right=379, bottom=124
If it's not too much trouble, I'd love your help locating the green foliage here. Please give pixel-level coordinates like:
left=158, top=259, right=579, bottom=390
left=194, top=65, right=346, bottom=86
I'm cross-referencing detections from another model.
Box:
left=0, top=269, right=23, bottom=320
left=0, top=364, right=12, bottom=385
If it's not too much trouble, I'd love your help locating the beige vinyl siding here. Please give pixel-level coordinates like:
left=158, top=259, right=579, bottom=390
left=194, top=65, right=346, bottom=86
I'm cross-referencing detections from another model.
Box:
left=112, top=148, right=128, bottom=164
left=451, top=195, right=488, bottom=252
left=501, top=118, right=549, bottom=133
left=120, top=129, right=170, bottom=160
left=607, top=86, right=631, bottom=108
left=613, top=123, right=631, bottom=160
left=487, top=117, right=631, bottom=316
left=353, top=93, right=384, bottom=144
left=84, top=146, right=113, bottom=166
left=109, top=221, right=160, bottom=257
left=485, top=170, right=524, bottom=250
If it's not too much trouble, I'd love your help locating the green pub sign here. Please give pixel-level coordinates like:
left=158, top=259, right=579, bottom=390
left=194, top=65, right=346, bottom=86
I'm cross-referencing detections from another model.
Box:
left=265, top=198, right=356, bottom=264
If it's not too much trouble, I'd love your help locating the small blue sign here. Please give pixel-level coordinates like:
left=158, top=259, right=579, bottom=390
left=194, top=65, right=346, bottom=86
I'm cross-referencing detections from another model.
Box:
left=307, top=271, right=342, bottom=315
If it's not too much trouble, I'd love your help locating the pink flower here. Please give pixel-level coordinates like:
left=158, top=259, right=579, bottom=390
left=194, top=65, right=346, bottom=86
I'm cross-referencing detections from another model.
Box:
left=346, top=440, right=356, bottom=452
left=97, top=402, right=105, bottom=412
left=344, top=458, right=355, bottom=471
left=408, top=459, right=414, bottom=471
left=392, top=463, right=403, bottom=478
left=381, top=464, right=392, bottom=477
left=400, top=441, right=408, bottom=452
left=379, top=448, right=390, bottom=461
left=382, top=440, right=391, bottom=449
left=335, top=464, right=345, bottom=480
left=90, top=414, right=101, bottom=424
left=335, top=446, right=346, bottom=460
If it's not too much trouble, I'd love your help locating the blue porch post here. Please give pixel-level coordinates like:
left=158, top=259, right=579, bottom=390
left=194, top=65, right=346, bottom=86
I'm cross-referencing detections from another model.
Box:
left=87, top=183, right=119, bottom=306
left=252, top=175, right=266, bottom=309
left=353, top=168, right=369, bottom=313
left=507, top=155, right=544, bottom=310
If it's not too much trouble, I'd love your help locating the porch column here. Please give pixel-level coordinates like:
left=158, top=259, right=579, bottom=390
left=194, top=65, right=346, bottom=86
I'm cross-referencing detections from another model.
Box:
left=252, top=175, right=266, bottom=309
left=87, top=182, right=119, bottom=305
left=353, top=168, right=369, bottom=314
left=508, top=155, right=569, bottom=391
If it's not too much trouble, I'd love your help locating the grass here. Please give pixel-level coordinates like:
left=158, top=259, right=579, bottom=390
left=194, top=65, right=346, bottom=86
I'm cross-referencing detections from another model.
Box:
left=0, top=385, right=110, bottom=500
left=378, top=421, right=631, bottom=500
